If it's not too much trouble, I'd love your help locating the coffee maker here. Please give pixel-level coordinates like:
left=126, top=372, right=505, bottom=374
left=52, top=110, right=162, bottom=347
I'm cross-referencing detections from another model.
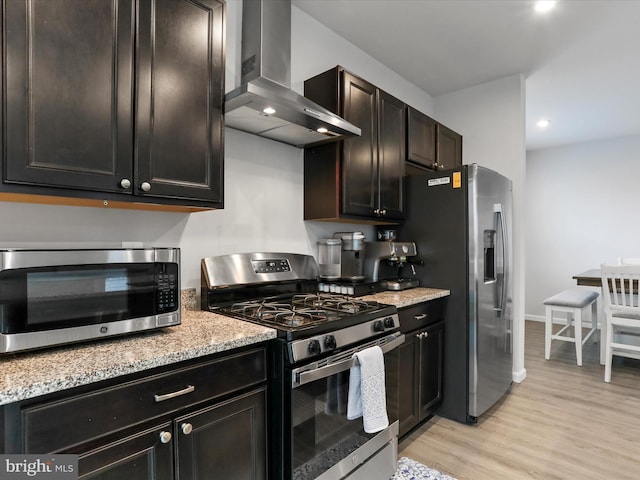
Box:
left=332, top=231, right=366, bottom=281
left=364, top=240, right=420, bottom=290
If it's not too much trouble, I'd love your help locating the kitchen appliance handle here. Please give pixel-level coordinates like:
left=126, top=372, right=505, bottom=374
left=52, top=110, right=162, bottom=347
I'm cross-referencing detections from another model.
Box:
left=154, top=385, right=195, bottom=403
left=292, top=332, right=405, bottom=388
left=494, top=203, right=507, bottom=314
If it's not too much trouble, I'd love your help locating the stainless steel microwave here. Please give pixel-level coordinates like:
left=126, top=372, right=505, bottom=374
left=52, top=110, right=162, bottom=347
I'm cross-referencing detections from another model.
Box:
left=0, top=247, right=180, bottom=353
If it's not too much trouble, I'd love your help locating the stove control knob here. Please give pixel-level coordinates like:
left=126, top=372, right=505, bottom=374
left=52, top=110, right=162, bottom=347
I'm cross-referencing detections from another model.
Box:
left=373, top=320, right=385, bottom=332
left=383, top=317, right=395, bottom=329
left=308, top=339, right=322, bottom=356
left=324, top=335, right=337, bottom=350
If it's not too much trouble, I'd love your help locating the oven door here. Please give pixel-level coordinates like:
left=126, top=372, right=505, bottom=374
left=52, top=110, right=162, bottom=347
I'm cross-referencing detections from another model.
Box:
left=289, top=332, right=403, bottom=480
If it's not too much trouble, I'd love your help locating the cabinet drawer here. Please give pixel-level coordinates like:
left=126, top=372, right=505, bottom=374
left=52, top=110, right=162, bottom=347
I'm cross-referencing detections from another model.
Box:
left=22, top=348, right=266, bottom=453
left=398, top=298, right=446, bottom=333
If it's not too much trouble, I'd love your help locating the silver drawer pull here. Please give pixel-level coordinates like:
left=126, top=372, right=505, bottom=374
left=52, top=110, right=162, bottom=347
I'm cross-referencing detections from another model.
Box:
left=414, top=314, right=427, bottom=320
left=154, top=385, right=195, bottom=403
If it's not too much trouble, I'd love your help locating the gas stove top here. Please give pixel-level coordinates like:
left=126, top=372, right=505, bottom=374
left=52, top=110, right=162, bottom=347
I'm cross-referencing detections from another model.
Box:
left=216, top=289, right=395, bottom=331
left=222, top=294, right=382, bottom=328
left=216, top=292, right=399, bottom=363
left=201, top=253, right=400, bottom=357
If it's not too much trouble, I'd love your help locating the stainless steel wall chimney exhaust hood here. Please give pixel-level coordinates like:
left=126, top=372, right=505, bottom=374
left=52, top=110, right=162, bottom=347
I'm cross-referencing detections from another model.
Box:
left=224, top=0, right=361, bottom=148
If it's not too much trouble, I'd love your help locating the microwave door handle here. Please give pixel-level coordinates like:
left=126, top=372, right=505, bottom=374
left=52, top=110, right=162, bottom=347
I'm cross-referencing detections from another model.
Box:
left=292, top=333, right=405, bottom=388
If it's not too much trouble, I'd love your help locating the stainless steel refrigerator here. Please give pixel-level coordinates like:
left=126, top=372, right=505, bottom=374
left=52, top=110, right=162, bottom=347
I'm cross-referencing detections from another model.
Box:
left=396, top=164, right=513, bottom=424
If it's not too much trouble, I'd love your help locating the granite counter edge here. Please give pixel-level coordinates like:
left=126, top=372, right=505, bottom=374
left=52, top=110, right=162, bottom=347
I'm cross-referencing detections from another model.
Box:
left=0, top=312, right=277, bottom=406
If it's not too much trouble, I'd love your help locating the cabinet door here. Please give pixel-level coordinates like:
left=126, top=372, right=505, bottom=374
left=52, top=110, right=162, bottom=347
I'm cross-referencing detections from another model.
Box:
left=406, top=107, right=437, bottom=170
left=398, top=332, right=419, bottom=438
left=377, top=91, right=405, bottom=220
left=341, top=72, right=378, bottom=217
left=4, top=0, right=134, bottom=193
left=136, top=0, right=224, bottom=203
left=175, top=388, right=267, bottom=480
left=436, top=124, right=462, bottom=170
left=418, top=321, right=444, bottom=421
left=77, top=423, right=173, bottom=480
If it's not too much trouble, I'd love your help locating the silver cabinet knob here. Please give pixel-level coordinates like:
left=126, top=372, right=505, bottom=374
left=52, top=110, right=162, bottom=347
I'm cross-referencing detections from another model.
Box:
left=373, top=208, right=380, bottom=215
left=140, top=181, right=151, bottom=192
left=380, top=209, right=386, bottom=215
left=181, top=423, right=193, bottom=435
left=159, top=431, right=172, bottom=444
left=119, top=178, right=131, bottom=189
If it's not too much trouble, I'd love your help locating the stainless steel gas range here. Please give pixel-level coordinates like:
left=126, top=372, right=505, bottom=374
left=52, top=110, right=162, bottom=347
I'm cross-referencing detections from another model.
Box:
left=201, top=253, right=403, bottom=480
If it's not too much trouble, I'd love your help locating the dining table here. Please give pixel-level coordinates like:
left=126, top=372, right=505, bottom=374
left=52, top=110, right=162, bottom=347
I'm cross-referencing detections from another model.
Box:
left=572, top=268, right=602, bottom=288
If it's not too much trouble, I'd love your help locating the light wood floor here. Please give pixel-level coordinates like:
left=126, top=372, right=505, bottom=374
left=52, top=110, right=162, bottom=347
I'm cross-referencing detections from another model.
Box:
left=398, top=320, right=640, bottom=480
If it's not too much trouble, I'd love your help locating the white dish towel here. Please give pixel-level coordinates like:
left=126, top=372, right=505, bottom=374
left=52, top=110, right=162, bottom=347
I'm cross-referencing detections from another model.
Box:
left=347, top=345, right=389, bottom=433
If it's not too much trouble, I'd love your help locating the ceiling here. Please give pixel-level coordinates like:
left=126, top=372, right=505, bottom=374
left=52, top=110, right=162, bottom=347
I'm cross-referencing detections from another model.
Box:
left=293, top=0, right=640, bottom=151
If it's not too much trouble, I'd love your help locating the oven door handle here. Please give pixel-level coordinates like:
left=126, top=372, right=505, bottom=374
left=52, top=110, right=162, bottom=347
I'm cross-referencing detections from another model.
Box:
left=292, top=333, right=405, bottom=388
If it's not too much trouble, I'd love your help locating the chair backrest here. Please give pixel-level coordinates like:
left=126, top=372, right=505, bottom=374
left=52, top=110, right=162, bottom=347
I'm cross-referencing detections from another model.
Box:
left=600, top=264, right=640, bottom=312
left=618, top=257, right=640, bottom=265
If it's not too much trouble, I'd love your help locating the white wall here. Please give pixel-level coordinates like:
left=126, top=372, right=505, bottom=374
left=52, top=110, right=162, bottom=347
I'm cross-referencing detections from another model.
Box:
left=433, top=74, right=528, bottom=382
left=0, top=2, right=435, bottom=292
left=290, top=8, right=434, bottom=116
left=525, top=134, right=640, bottom=318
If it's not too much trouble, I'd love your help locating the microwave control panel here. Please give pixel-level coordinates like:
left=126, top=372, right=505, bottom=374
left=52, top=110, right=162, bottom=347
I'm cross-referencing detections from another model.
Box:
left=156, top=263, right=179, bottom=313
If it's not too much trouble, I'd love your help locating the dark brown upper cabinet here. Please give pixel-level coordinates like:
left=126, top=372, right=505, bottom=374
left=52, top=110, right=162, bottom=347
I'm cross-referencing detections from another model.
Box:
left=2, top=0, right=224, bottom=211
left=304, top=67, right=405, bottom=224
left=437, top=122, right=463, bottom=171
left=406, top=106, right=462, bottom=174
left=407, top=107, right=437, bottom=169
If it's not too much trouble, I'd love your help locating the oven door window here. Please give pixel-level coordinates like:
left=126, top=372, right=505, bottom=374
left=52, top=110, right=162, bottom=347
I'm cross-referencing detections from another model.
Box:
left=289, top=350, right=399, bottom=480
left=0, top=264, right=164, bottom=333
left=292, top=369, right=373, bottom=480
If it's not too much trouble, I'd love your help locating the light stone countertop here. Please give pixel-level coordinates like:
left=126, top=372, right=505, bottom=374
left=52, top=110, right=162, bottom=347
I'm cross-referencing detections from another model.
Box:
left=0, top=308, right=276, bottom=406
left=361, top=287, right=450, bottom=308
left=0, top=287, right=449, bottom=406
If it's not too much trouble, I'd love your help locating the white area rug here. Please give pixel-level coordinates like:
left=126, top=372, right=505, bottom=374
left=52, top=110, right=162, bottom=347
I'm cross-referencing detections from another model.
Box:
left=391, top=457, right=458, bottom=480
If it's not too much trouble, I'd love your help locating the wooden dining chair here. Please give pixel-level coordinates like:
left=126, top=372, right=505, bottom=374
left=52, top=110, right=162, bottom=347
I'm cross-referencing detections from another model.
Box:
left=600, top=264, right=640, bottom=382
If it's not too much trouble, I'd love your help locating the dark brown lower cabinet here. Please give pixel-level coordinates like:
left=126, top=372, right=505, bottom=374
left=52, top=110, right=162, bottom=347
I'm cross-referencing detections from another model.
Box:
left=78, top=423, right=174, bottom=480
left=77, top=389, right=266, bottom=480
left=4, top=347, right=268, bottom=480
left=398, top=301, right=445, bottom=438
left=174, top=389, right=266, bottom=480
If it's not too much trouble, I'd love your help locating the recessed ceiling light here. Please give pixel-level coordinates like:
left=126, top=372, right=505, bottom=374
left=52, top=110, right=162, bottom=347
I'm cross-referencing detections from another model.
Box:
left=534, top=1, right=557, bottom=13
left=537, top=119, right=551, bottom=128
left=263, top=107, right=276, bottom=115
left=317, top=127, right=328, bottom=134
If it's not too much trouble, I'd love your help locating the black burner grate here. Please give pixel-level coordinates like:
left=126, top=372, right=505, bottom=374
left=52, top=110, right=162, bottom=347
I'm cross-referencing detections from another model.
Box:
left=222, top=294, right=380, bottom=330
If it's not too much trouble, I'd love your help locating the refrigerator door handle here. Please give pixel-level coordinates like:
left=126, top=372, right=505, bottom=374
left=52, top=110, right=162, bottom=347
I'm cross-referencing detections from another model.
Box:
left=493, top=203, right=507, bottom=314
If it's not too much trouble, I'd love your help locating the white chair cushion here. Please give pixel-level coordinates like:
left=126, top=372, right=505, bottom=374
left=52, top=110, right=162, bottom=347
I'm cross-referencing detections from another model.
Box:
left=543, top=288, right=599, bottom=308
